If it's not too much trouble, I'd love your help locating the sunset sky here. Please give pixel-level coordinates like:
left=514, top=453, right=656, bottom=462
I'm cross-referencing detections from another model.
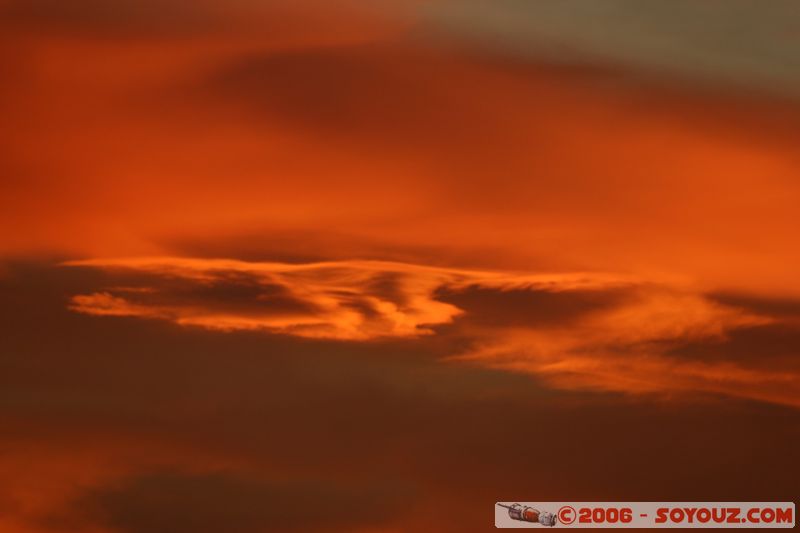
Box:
left=1, top=1, right=799, bottom=531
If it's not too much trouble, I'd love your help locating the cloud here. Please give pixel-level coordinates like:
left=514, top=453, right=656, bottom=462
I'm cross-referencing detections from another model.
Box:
left=61, top=256, right=800, bottom=409
left=420, top=0, right=800, bottom=97
left=1, top=0, right=217, bottom=37
left=709, top=292, right=800, bottom=320
left=2, top=6, right=800, bottom=306
left=73, top=471, right=413, bottom=533
left=193, top=42, right=490, bottom=153
left=2, top=260, right=800, bottom=533
left=65, top=258, right=472, bottom=339
left=0, top=0, right=400, bottom=42
left=63, top=258, right=633, bottom=339
left=435, top=283, right=632, bottom=327
left=446, top=285, right=800, bottom=408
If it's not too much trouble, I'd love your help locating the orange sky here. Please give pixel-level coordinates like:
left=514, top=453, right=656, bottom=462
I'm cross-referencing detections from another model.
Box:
left=2, top=2, right=800, bottom=295
left=1, top=1, right=799, bottom=532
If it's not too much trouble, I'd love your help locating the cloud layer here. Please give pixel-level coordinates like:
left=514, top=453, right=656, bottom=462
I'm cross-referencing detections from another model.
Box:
left=64, top=257, right=799, bottom=409
left=2, top=261, right=799, bottom=533
left=3, top=1, right=800, bottom=531
left=3, top=0, right=800, bottom=301
left=422, top=0, right=800, bottom=96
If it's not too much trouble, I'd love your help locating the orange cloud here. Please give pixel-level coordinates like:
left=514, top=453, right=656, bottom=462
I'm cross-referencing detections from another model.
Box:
left=64, top=257, right=800, bottom=409
left=64, top=257, right=630, bottom=339
left=449, top=293, right=798, bottom=407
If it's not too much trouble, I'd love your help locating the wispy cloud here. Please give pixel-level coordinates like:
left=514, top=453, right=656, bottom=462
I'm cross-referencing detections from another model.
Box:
left=64, top=257, right=800, bottom=408
left=65, top=257, right=628, bottom=339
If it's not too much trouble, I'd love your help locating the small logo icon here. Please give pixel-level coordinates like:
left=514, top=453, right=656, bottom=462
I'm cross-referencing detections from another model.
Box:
left=497, top=503, right=557, bottom=527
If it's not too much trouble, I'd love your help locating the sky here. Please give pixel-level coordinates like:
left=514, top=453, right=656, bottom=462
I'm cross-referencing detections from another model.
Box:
left=1, top=1, right=799, bottom=532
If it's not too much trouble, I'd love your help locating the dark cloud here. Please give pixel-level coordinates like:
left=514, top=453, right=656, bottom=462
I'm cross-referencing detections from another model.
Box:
left=109, top=269, right=320, bottom=318
left=190, top=41, right=536, bottom=172
left=201, top=44, right=466, bottom=142
left=710, top=292, right=800, bottom=319
left=73, top=472, right=413, bottom=533
left=667, top=323, right=800, bottom=370
left=0, top=0, right=217, bottom=37
left=436, top=284, right=633, bottom=327
left=162, top=229, right=519, bottom=270
left=0, top=0, right=356, bottom=42
left=422, top=0, right=800, bottom=98
left=663, top=291, right=800, bottom=376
